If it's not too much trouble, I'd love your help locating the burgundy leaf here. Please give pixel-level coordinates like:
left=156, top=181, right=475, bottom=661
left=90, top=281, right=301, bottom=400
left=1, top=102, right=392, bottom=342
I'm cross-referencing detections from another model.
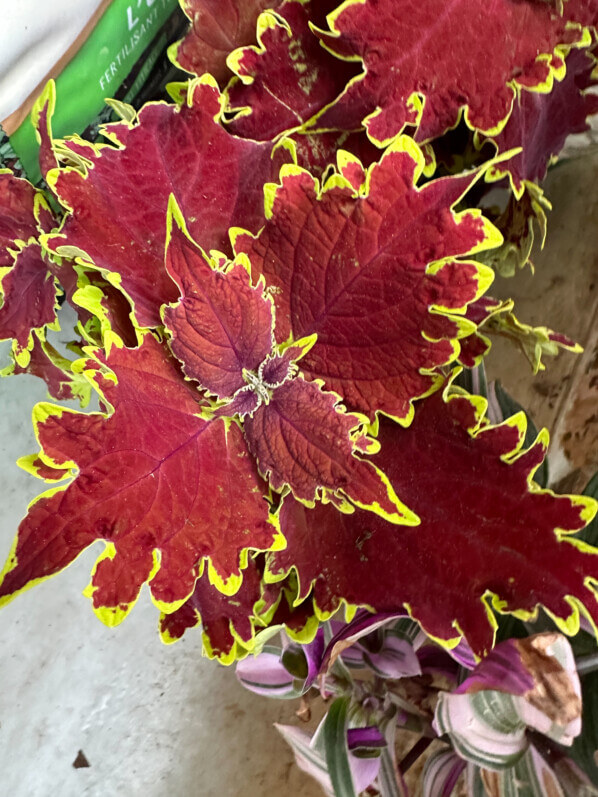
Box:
left=163, top=207, right=274, bottom=399
left=235, top=140, right=497, bottom=421
left=243, top=376, right=416, bottom=522
left=172, top=0, right=279, bottom=83
left=159, top=557, right=263, bottom=660
left=486, top=48, right=598, bottom=196
left=313, top=0, right=593, bottom=144
left=226, top=1, right=359, bottom=140
left=45, top=78, right=290, bottom=328
left=0, top=336, right=277, bottom=624
left=269, top=388, right=598, bottom=655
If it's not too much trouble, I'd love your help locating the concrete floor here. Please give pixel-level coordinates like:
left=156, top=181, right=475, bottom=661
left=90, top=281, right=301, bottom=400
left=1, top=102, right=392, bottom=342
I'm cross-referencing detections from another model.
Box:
left=0, top=150, right=596, bottom=797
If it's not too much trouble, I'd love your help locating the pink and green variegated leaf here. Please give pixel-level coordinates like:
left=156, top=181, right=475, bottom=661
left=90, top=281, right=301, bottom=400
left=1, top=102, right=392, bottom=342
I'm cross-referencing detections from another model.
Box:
left=434, top=633, right=582, bottom=768
left=485, top=47, right=598, bottom=197
left=171, top=0, right=278, bottom=83
left=44, top=77, right=290, bottom=328
left=1, top=334, right=91, bottom=406
left=475, top=747, right=576, bottom=797
left=225, top=1, right=359, bottom=141
left=422, top=750, right=466, bottom=797
left=269, top=387, right=598, bottom=657
left=0, top=241, right=59, bottom=364
left=159, top=557, right=263, bottom=662
left=312, top=0, right=593, bottom=145
left=234, top=137, right=498, bottom=422
left=276, top=715, right=381, bottom=797
left=163, top=205, right=274, bottom=399
left=243, top=376, right=416, bottom=523
left=236, top=646, right=302, bottom=698
left=0, top=335, right=279, bottom=625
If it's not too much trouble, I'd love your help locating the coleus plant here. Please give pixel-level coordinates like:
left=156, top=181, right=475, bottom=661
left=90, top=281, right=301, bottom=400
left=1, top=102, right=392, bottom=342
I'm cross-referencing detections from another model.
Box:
left=1, top=0, right=598, bottom=793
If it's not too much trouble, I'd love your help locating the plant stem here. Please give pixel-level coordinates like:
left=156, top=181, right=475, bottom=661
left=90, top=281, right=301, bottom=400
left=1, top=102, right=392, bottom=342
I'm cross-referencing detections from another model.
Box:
left=398, top=736, right=433, bottom=775
left=576, top=652, right=598, bottom=676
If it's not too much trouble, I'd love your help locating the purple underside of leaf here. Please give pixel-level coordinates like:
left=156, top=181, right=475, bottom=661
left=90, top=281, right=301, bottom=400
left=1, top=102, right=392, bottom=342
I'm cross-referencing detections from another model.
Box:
left=455, top=638, right=535, bottom=696
left=347, top=726, right=386, bottom=751
left=488, top=47, right=598, bottom=191
left=236, top=145, right=494, bottom=421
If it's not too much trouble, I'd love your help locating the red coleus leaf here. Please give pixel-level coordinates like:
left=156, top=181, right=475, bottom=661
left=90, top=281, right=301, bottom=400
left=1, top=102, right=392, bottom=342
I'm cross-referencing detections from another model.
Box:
left=0, top=335, right=279, bottom=624
left=163, top=208, right=274, bottom=399
left=172, top=0, right=279, bottom=83
left=0, top=173, right=46, bottom=256
left=289, top=131, right=381, bottom=180
left=2, top=334, right=91, bottom=406
left=313, top=0, right=593, bottom=145
left=456, top=296, right=514, bottom=369
left=163, top=207, right=411, bottom=521
left=0, top=241, right=59, bottom=363
left=485, top=47, right=598, bottom=197
left=17, top=455, right=69, bottom=483
left=44, top=77, right=290, bottom=328
left=243, top=376, right=413, bottom=520
left=269, top=387, right=598, bottom=657
left=160, top=556, right=263, bottom=661
left=235, top=137, right=498, bottom=422
left=0, top=173, right=58, bottom=362
left=225, top=0, right=359, bottom=141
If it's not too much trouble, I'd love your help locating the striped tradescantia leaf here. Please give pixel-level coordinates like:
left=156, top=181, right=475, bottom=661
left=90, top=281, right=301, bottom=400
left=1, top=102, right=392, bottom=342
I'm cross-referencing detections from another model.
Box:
left=275, top=723, right=335, bottom=797
left=434, top=633, right=582, bottom=770
left=276, top=704, right=382, bottom=797
left=323, top=698, right=359, bottom=797
left=377, top=721, right=409, bottom=797
left=361, top=622, right=422, bottom=679
left=423, top=749, right=466, bottom=797
left=466, top=750, right=598, bottom=797
left=477, top=745, right=565, bottom=797
left=235, top=645, right=303, bottom=699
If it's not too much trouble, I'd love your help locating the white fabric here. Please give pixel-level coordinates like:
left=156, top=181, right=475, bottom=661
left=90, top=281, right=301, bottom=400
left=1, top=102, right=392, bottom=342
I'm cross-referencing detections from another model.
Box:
left=0, top=0, right=102, bottom=121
